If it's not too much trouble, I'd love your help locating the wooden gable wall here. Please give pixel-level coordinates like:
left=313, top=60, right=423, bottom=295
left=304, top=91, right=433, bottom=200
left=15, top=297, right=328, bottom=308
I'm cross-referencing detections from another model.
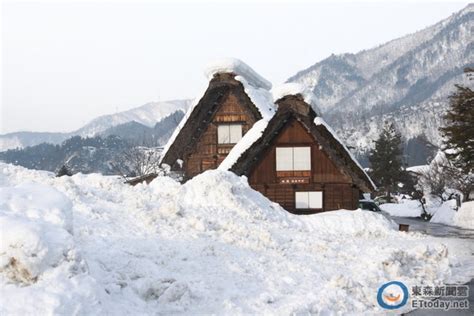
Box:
left=185, top=92, right=258, bottom=179
left=247, top=119, right=359, bottom=213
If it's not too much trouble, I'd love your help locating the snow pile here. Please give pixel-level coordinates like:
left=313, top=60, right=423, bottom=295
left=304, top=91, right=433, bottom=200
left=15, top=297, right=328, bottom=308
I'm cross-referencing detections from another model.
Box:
left=0, top=181, right=100, bottom=315
left=204, top=58, right=272, bottom=90
left=0, top=183, right=74, bottom=283
left=271, top=83, right=321, bottom=115
left=430, top=200, right=457, bottom=225
left=380, top=200, right=424, bottom=217
left=0, top=163, right=471, bottom=314
left=430, top=200, right=474, bottom=229
left=454, top=201, right=474, bottom=229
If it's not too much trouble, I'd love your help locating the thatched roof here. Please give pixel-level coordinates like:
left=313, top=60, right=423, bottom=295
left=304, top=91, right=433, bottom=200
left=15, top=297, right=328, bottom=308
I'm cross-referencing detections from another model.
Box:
left=160, top=71, right=274, bottom=168
left=221, top=94, right=376, bottom=192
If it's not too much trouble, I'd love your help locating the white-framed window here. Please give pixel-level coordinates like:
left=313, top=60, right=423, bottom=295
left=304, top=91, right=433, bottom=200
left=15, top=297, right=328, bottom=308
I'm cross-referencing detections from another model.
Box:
left=276, top=147, right=311, bottom=171
left=295, top=191, right=323, bottom=209
left=218, top=124, right=242, bottom=144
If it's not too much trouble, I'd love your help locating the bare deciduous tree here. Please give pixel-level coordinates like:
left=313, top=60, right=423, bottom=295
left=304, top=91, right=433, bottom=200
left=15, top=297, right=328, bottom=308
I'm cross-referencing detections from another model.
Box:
left=112, top=136, right=169, bottom=183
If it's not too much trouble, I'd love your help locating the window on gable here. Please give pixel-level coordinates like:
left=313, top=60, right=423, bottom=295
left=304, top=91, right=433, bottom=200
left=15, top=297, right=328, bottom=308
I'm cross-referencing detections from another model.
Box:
left=276, top=147, right=311, bottom=171
left=295, top=191, right=323, bottom=209
left=218, top=124, right=242, bottom=144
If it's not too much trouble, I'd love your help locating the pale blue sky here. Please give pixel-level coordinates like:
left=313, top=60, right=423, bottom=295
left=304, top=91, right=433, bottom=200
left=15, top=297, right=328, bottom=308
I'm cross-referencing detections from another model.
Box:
left=1, top=0, right=467, bottom=133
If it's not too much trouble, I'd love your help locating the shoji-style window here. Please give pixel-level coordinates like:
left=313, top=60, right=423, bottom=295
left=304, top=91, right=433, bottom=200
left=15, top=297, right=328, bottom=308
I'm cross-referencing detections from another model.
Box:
left=276, top=147, right=311, bottom=171
left=218, top=124, right=242, bottom=144
left=295, top=191, right=323, bottom=209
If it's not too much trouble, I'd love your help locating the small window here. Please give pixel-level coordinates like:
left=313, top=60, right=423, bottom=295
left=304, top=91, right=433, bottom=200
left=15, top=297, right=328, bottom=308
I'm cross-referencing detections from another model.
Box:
left=276, top=147, right=311, bottom=171
left=218, top=124, right=242, bottom=144
left=295, top=191, right=323, bottom=209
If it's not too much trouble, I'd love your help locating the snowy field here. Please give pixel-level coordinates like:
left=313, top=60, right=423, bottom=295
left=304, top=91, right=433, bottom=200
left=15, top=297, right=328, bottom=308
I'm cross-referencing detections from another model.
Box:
left=1, top=163, right=473, bottom=315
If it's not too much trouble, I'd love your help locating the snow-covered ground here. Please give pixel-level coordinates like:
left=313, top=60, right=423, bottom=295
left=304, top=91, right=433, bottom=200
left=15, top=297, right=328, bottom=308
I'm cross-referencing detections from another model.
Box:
left=454, top=201, right=474, bottom=229
left=1, top=163, right=473, bottom=315
left=380, top=200, right=424, bottom=218
left=380, top=197, right=474, bottom=230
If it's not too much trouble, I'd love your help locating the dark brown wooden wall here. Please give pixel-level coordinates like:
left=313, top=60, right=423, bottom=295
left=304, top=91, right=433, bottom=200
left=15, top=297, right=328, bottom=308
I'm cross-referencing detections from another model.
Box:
left=248, top=119, right=358, bottom=213
left=185, top=93, right=258, bottom=178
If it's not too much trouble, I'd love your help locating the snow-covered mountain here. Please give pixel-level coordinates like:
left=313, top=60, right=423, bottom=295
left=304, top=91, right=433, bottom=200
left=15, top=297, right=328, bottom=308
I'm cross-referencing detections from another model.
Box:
left=0, top=100, right=191, bottom=151
left=75, top=100, right=190, bottom=137
left=288, top=4, right=473, bottom=165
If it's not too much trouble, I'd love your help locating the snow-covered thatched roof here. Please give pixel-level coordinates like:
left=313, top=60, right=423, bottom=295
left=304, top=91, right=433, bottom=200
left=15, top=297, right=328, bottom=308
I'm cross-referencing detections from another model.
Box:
left=160, top=58, right=274, bottom=167
left=271, top=83, right=321, bottom=116
left=220, top=89, right=376, bottom=192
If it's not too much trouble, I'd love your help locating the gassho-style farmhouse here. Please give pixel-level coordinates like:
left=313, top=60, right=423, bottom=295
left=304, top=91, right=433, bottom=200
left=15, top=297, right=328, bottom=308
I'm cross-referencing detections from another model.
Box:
left=160, top=59, right=376, bottom=214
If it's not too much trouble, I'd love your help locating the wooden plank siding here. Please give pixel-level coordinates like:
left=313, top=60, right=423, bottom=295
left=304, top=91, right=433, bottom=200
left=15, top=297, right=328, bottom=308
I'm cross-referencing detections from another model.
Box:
left=248, top=119, right=359, bottom=213
left=185, top=93, right=258, bottom=179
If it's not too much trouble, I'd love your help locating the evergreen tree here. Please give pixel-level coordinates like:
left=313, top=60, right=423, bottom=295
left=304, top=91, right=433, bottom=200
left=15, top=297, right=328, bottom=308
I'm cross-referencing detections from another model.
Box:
left=438, top=68, right=474, bottom=200
left=369, top=122, right=405, bottom=198
left=439, top=68, right=474, bottom=174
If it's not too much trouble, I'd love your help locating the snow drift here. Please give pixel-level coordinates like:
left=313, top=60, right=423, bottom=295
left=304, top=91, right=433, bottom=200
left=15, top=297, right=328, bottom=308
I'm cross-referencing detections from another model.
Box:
left=0, top=163, right=472, bottom=314
left=454, top=201, right=474, bottom=229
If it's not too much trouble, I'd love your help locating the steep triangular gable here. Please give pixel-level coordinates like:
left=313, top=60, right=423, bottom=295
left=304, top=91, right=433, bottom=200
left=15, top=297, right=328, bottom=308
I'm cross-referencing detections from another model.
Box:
left=160, top=73, right=273, bottom=169
left=223, top=95, right=376, bottom=192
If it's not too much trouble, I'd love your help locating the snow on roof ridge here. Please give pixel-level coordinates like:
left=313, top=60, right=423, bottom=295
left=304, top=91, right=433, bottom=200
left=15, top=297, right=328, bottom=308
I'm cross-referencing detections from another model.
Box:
left=271, top=83, right=321, bottom=116
left=218, top=119, right=269, bottom=171
left=313, top=117, right=376, bottom=190
left=204, top=58, right=272, bottom=90
left=234, top=76, right=276, bottom=120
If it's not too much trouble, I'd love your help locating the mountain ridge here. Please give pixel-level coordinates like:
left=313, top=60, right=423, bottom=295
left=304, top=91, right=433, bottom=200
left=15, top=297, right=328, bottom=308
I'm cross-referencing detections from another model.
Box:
left=287, top=4, right=473, bottom=165
left=0, top=99, right=191, bottom=151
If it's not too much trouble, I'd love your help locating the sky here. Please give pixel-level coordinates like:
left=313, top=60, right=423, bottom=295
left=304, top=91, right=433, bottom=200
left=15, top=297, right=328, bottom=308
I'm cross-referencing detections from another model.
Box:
left=0, top=0, right=468, bottom=134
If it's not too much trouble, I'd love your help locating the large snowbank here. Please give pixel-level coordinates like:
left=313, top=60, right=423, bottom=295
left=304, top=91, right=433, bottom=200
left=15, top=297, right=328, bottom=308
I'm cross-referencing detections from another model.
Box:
left=0, top=181, right=100, bottom=314
left=0, top=163, right=472, bottom=314
left=430, top=199, right=457, bottom=225
left=431, top=200, right=474, bottom=229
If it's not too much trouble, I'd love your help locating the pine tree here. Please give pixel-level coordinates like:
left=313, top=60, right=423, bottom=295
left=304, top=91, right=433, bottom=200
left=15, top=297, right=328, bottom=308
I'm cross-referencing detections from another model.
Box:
left=438, top=68, right=474, bottom=200
left=440, top=68, right=474, bottom=174
left=369, top=122, right=405, bottom=199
